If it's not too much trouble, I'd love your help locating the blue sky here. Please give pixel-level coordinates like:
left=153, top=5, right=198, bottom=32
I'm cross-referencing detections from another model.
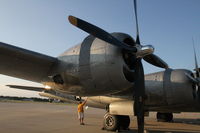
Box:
left=0, top=0, right=199, bottom=97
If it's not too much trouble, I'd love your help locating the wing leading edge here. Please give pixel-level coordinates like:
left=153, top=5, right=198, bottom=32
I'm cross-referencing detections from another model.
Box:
left=0, top=42, right=58, bottom=83
left=6, top=85, right=45, bottom=92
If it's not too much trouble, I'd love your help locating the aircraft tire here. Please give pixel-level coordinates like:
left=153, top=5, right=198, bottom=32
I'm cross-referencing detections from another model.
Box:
left=157, top=112, right=173, bottom=122
left=118, top=115, right=130, bottom=130
left=103, top=113, right=119, bottom=131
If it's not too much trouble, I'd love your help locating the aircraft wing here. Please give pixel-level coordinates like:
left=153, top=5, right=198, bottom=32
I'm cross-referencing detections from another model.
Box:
left=0, top=42, right=58, bottom=83
left=7, top=84, right=79, bottom=103
left=6, top=85, right=45, bottom=92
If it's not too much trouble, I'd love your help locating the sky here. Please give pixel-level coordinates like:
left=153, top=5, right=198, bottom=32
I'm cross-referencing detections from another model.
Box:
left=0, top=0, right=199, bottom=98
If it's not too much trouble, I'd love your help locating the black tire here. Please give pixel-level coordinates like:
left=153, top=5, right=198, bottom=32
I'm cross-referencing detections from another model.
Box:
left=103, top=113, right=119, bottom=131
left=157, top=112, right=173, bottom=122
left=157, top=112, right=165, bottom=122
left=118, top=115, right=130, bottom=130
left=166, top=113, right=173, bottom=122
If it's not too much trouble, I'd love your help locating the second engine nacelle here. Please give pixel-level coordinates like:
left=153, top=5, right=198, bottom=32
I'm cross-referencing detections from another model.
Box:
left=145, top=68, right=199, bottom=112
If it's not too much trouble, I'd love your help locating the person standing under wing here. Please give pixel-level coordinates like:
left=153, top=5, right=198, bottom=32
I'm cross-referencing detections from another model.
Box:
left=77, top=98, right=88, bottom=125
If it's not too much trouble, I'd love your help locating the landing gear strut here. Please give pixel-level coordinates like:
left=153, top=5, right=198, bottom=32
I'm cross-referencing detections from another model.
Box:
left=157, top=112, right=173, bottom=122
left=102, top=113, right=130, bottom=131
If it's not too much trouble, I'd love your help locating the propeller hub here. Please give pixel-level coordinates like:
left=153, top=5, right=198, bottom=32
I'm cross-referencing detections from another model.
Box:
left=135, top=45, right=154, bottom=58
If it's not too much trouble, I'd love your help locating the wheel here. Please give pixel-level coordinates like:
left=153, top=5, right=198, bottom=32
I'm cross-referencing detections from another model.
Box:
left=166, top=113, right=173, bottom=122
left=157, top=112, right=164, bottom=122
left=103, top=113, right=119, bottom=131
left=118, top=115, right=130, bottom=130
left=157, top=112, right=173, bottom=122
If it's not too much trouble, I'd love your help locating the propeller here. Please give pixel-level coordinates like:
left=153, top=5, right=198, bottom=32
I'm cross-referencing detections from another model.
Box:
left=68, top=1, right=168, bottom=132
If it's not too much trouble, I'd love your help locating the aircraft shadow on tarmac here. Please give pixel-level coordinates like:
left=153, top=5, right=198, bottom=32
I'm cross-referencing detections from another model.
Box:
left=173, top=118, right=200, bottom=125
left=117, top=119, right=200, bottom=133
left=119, top=129, right=200, bottom=133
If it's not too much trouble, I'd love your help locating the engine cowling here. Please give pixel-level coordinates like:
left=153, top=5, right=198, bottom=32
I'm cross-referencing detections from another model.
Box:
left=57, top=33, right=135, bottom=96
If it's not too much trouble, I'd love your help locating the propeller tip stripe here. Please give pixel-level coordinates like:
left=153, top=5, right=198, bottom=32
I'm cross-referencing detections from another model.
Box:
left=68, top=15, right=77, bottom=26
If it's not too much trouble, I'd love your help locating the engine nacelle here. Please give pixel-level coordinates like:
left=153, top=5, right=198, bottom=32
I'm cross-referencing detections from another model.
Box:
left=145, top=69, right=200, bottom=112
left=57, top=33, right=135, bottom=96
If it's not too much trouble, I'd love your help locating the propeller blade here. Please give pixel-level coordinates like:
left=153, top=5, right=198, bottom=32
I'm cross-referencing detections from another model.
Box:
left=192, top=38, right=200, bottom=77
left=185, top=72, right=199, bottom=84
left=133, top=0, right=140, bottom=45
left=132, top=1, right=145, bottom=132
left=192, top=38, right=200, bottom=93
left=143, top=54, right=168, bottom=69
left=68, top=16, right=137, bottom=52
left=133, top=58, right=145, bottom=133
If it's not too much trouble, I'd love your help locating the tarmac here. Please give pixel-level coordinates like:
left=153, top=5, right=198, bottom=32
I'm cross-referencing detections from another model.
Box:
left=0, top=101, right=200, bottom=133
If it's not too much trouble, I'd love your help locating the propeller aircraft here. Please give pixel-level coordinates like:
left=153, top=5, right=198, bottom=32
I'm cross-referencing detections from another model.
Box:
left=1, top=1, right=200, bottom=133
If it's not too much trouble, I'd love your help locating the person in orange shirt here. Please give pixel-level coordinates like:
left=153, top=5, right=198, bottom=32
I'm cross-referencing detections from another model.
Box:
left=78, top=98, right=88, bottom=125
